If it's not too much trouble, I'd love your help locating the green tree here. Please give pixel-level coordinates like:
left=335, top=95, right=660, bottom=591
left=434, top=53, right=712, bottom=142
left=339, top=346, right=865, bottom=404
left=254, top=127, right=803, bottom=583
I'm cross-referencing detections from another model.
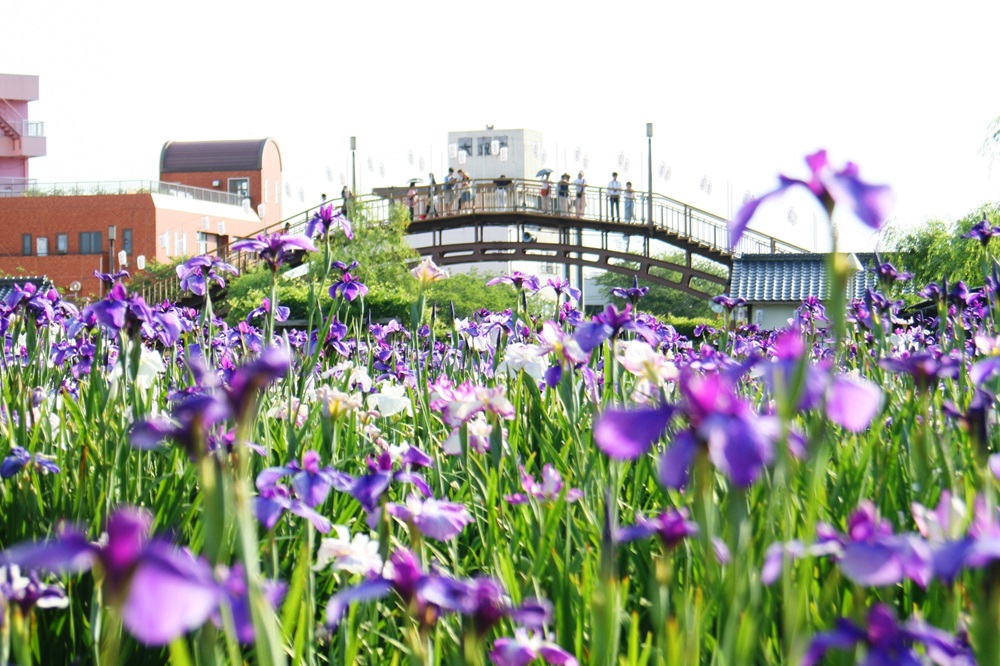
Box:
left=882, top=203, right=1000, bottom=290
left=595, top=252, right=725, bottom=319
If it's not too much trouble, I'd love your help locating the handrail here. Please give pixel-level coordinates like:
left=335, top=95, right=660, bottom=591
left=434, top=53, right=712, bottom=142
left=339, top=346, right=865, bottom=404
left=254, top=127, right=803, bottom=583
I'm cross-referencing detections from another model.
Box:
left=0, top=179, right=242, bottom=205
left=136, top=180, right=804, bottom=304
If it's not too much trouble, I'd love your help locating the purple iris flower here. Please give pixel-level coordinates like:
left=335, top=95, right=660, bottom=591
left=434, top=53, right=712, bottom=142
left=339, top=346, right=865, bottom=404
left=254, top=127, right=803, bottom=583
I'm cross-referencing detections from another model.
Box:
left=306, top=203, right=353, bottom=240
left=246, top=297, right=290, bottom=323
left=230, top=232, right=318, bottom=272
left=544, top=277, right=582, bottom=303
left=761, top=501, right=932, bottom=587
left=212, top=564, right=286, bottom=643
left=386, top=495, right=472, bottom=541
left=490, top=628, right=579, bottom=666
left=803, top=604, right=972, bottom=666
left=1, top=446, right=60, bottom=478
left=131, top=392, right=231, bottom=460
left=711, top=294, right=747, bottom=311
left=616, top=508, right=699, bottom=550
left=610, top=276, right=649, bottom=306
left=451, top=578, right=552, bottom=637
left=325, top=548, right=464, bottom=629
left=961, top=214, right=1000, bottom=247
left=330, top=271, right=369, bottom=302
left=729, top=150, right=893, bottom=248
left=93, top=269, right=130, bottom=287
left=257, top=450, right=352, bottom=509
left=335, top=449, right=433, bottom=513
left=486, top=271, right=541, bottom=292
left=84, top=282, right=154, bottom=337
left=505, top=465, right=583, bottom=505
left=0, top=507, right=220, bottom=645
left=871, top=254, right=913, bottom=287
left=223, top=345, right=292, bottom=424
left=0, top=565, right=69, bottom=612
left=176, top=255, right=238, bottom=296
left=595, top=371, right=775, bottom=488
left=880, top=351, right=960, bottom=393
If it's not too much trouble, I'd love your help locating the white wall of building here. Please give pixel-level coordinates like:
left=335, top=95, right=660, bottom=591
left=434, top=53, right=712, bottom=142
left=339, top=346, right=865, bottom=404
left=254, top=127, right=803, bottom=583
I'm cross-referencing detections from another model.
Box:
left=446, top=128, right=545, bottom=181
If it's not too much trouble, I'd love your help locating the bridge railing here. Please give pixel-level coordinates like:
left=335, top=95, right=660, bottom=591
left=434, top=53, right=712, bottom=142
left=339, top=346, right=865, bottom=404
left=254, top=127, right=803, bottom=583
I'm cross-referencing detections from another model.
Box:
left=377, top=178, right=800, bottom=257
left=135, top=183, right=800, bottom=304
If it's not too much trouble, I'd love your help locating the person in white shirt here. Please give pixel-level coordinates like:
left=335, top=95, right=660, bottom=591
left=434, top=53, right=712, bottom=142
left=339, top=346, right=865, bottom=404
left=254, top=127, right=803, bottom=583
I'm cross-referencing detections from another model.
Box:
left=573, top=171, right=587, bottom=218
left=607, top=172, right=622, bottom=222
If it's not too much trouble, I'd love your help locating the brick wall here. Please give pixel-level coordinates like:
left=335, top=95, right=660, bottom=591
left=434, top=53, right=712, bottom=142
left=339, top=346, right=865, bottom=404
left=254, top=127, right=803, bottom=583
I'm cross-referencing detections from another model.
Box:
left=0, top=194, right=157, bottom=292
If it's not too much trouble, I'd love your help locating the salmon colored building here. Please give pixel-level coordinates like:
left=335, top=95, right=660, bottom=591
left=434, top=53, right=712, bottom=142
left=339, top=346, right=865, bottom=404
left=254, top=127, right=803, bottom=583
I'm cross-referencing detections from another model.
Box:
left=0, top=75, right=281, bottom=300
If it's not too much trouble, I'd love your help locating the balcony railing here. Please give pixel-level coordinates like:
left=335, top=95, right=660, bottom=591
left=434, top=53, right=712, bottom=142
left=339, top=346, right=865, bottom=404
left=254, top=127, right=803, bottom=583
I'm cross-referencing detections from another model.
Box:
left=0, top=179, right=243, bottom=206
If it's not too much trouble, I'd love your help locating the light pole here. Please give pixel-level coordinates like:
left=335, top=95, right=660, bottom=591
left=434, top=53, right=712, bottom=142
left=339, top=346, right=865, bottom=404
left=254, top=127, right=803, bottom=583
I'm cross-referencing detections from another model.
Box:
left=646, top=123, right=653, bottom=253
left=350, top=136, right=357, bottom=195
left=108, top=225, right=117, bottom=274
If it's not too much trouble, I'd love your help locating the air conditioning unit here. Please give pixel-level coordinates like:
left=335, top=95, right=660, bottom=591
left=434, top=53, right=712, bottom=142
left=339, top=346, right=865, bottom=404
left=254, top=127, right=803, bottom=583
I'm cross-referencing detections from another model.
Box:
left=257, top=203, right=266, bottom=219
left=217, top=220, right=226, bottom=234
left=201, top=216, right=210, bottom=230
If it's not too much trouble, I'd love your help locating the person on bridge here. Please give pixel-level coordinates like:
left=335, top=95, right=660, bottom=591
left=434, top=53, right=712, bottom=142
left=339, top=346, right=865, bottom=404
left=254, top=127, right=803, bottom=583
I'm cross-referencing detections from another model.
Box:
left=426, top=173, right=438, bottom=218
left=558, top=173, right=571, bottom=215
left=457, top=170, right=472, bottom=213
left=624, top=181, right=636, bottom=222
left=340, top=185, right=352, bottom=219
left=444, top=167, right=456, bottom=213
left=405, top=182, right=418, bottom=221
left=494, top=174, right=512, bottom=210
left=608, top=172, right=622, bottom=222
left=573, top=171, right=587, bottom=218
left=539, top=172, right=551, bottom=213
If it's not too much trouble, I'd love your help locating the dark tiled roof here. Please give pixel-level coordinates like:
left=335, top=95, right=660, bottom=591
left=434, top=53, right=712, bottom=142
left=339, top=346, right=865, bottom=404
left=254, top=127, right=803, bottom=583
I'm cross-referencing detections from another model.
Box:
left=731, top=253, right=880, bottom=302
left=159, top=139, right=277, bottom=173
left=0, top=276, right=53, bottom=304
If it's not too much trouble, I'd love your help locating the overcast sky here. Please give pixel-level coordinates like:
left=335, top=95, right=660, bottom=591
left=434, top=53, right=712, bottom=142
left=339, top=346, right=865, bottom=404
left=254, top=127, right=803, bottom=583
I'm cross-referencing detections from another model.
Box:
left=6, top=1, right=999, bottom=251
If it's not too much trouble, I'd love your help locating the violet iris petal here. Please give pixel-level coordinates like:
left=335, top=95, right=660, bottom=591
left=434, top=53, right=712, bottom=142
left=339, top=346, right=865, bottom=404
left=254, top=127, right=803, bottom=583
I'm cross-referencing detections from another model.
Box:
left=2, top=528, right=96, bottom=574
left=120, top=544, right=220, bottom=645
left=826, top=375, right=882, bottom=432
left=593, top=404, right=676, bottom=460
left=325, top=578, right=393, bottom=629
left=658, top=431, right=698, bottom=490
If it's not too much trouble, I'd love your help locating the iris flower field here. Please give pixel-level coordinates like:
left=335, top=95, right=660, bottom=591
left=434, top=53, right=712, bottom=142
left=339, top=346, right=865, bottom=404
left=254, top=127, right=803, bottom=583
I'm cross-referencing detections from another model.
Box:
left=1, top=152, right=996, bottom=665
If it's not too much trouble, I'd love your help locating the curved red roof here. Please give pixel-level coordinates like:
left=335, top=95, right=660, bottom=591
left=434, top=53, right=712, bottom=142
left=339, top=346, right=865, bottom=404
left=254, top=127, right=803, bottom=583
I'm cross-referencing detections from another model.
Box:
left=159, top=138, right=280, bottom=173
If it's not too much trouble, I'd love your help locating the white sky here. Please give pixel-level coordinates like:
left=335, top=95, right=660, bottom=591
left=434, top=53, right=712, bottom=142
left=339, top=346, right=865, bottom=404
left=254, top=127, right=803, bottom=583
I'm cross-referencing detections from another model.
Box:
left=5, top=0, right=999, bottom=251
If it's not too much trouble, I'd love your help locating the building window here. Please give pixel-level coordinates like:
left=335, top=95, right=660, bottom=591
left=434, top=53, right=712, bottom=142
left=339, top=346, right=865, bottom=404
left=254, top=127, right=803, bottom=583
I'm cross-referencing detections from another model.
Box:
left=228, top=177, right=250, bottom=201
left=56, top=234, right=68, bottom=254
left=22, top=234, right=32, bottom=256
left=457, top=137, right=473, bottom=158
left=36, top=237, right=48, bottom=257
left=197, top=232, right=208, bottom=255
left=79, top=231, right=102, bottom=255
left=123, top=229, right=133, bottom=255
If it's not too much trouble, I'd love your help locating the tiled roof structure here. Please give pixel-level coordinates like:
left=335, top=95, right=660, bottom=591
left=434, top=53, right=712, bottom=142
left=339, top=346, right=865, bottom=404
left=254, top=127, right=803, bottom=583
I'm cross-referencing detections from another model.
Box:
left=731, top=253, right=880, bottom=302
left=159, top=139, right=279, bottom=173
left=0, top=275, right=53, bottom=304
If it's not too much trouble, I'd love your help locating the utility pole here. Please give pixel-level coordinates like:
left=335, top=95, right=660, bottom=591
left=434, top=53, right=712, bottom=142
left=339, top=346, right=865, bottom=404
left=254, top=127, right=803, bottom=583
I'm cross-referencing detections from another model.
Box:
left=350, top=136, right=357, bottom=195
left=646, top=123, right=653, bottom=255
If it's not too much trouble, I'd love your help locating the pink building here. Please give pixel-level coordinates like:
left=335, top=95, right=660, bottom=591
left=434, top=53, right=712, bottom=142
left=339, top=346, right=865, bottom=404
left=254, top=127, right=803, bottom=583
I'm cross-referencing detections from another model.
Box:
left=0, top=73, right=46, bottom=189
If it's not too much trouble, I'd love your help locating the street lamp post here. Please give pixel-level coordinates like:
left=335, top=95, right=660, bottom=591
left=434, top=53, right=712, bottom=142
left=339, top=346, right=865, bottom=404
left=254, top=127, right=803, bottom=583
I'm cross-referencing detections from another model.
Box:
left=108, top=225, right=117, bottom=274
left=646, top=123, right=653, bottom=254
left=350, top=136, right=357, bottom=195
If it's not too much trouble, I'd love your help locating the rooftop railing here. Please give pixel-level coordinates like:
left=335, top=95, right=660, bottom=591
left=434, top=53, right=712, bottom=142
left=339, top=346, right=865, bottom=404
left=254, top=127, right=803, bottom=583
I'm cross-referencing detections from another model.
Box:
left=0, top=179, right=243, bottom=206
